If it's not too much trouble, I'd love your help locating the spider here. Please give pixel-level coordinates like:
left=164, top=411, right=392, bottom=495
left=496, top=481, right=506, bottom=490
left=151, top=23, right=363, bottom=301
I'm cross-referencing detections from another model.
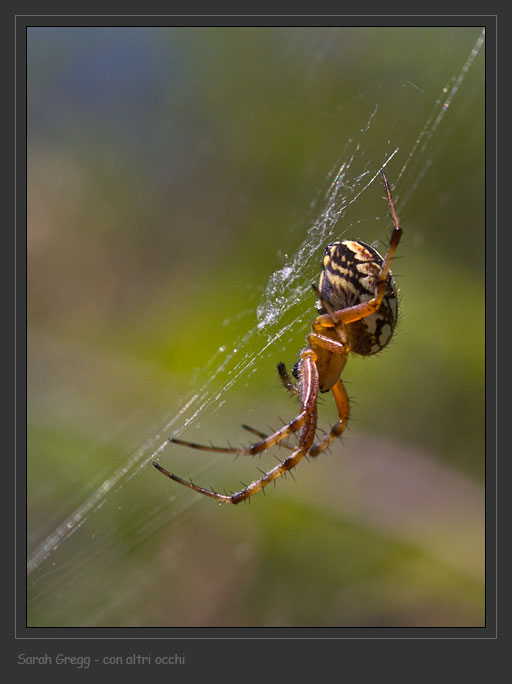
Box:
left=154, top=170, right=402, bottom=504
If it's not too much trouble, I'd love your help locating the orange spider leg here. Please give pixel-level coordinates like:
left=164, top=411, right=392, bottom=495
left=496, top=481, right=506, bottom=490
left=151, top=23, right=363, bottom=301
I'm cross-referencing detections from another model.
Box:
left=153, top=349, right=319, bottom=504
left=241, top=423, right=295, bottom=448
left=242, top=378, right=349, bottom=458
left=307, top=331, right=348, bottom=354
left=316, top=170, right=402, bottom=329
left=168, top=355, right=315, bottom=467
left=169, top=358, right=309, bottom=456
left=309, top=379, right=350, bottom=457
left=239, top=361, right=300, bottom=449
left=315, top=283, right=392, bottom=328
left=311, top=282, right=349, bottom=345
left=228, top=406, right=317, bottom=504
left=155, top=170, right=401, bottom=506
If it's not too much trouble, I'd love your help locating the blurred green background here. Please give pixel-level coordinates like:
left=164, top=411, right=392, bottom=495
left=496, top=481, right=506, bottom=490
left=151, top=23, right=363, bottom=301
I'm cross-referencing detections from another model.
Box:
left=27, top=26, right=485, bottom=627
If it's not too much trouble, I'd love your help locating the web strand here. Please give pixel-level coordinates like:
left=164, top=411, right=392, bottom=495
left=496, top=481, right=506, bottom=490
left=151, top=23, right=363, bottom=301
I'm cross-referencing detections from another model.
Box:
left=27, top=30, right=485, bottom=576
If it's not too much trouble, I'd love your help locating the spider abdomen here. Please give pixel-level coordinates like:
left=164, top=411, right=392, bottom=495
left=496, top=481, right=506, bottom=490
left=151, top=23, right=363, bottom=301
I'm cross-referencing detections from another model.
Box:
left=317, top=240, right=398, bottom=355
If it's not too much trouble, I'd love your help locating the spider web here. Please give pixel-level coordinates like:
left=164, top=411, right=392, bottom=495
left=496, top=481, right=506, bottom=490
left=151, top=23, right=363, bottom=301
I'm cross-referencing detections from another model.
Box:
left=26, top=27, right=485, bottom=609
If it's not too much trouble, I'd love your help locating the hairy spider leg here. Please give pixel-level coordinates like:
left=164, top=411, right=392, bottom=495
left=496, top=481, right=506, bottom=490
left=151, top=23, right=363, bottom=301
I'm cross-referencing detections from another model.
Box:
left=240, top=423, right=294, bottom=449
left=316, top=169, right=402, bottom=330
left=169, top=359, right=314, bottom=456
left=241, top=327, right=350, bottom=457
left=239, top=363, right=301, bottom=449
left=228, top=406, right=318, bottom=504
left=241, top=371, right=302, bottom=450
left=153, top=349, right=320, bottom=503
left=155, top=170, right=401, bottom=505
left=242, top=377, right=349, bottom=457
left=308, top=379, right=350, bottom=456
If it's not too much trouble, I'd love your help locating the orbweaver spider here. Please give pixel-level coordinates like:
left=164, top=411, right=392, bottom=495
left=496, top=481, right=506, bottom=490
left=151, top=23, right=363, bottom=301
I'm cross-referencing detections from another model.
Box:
left=154, top=170, right=402, bottom=504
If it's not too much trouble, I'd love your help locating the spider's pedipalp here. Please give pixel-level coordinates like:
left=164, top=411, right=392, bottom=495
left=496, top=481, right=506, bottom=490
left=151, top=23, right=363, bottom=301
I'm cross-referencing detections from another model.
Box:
left=277, top=361, right=300, bottom=395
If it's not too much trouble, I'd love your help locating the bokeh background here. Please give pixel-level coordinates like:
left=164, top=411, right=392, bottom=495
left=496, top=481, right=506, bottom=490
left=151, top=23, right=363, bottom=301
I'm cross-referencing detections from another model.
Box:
left=27, top=26, right=485, bottom=627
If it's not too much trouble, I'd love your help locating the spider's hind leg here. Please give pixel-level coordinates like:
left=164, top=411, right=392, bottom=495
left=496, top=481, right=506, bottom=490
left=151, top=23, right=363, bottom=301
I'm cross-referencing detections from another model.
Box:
left=308, top=378, right=350, bottom=457
left=242, top=377, right=350, bottom=458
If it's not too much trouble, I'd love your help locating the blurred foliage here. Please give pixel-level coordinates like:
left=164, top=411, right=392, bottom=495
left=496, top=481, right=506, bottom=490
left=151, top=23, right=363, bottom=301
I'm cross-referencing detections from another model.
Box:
left=27, top=26, right=485, bottom=627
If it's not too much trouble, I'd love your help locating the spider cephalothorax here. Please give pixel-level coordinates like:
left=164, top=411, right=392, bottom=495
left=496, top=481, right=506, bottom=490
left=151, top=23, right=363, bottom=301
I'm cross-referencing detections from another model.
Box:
left=154, top=170, right=402, bottom=504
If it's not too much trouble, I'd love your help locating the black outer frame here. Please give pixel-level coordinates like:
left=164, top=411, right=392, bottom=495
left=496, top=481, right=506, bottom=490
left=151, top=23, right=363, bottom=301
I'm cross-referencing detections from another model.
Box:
left=10, top=8, right=500, bottom=678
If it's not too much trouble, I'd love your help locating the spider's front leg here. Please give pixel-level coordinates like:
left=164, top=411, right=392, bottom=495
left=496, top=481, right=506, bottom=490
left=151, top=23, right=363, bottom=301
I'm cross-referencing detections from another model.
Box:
left=153, top=349, right=320, bottom=504
left=317, top=170, right=402, bottom=330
